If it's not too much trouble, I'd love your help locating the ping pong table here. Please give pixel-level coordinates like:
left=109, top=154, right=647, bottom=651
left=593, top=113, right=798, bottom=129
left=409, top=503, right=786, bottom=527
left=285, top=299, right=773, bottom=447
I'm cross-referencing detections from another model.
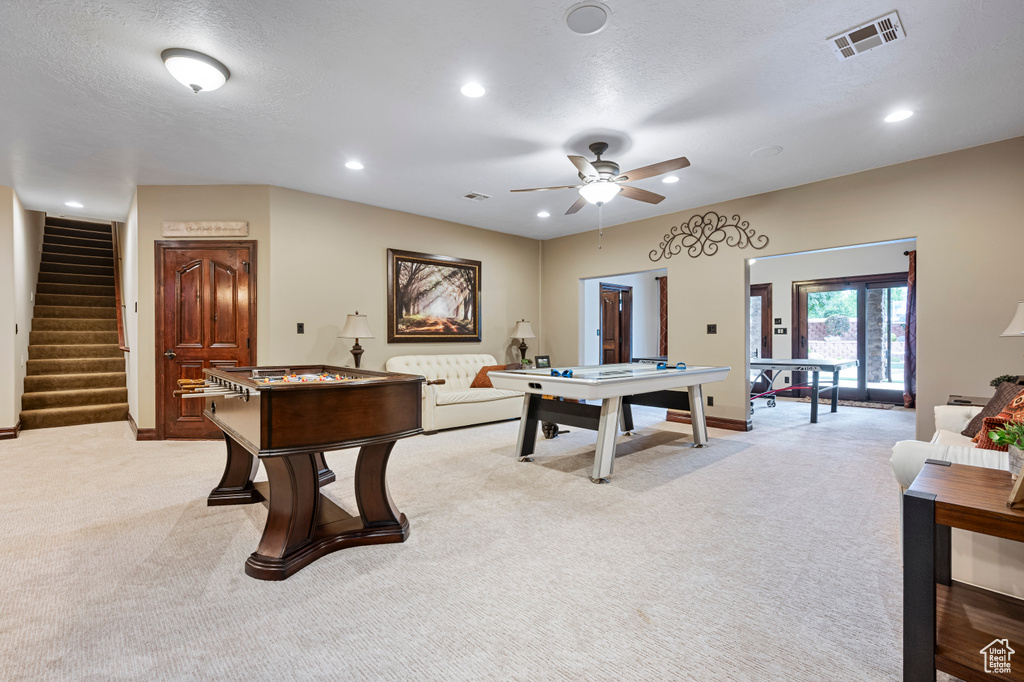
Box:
left=488, top=362, right=730, bottom=483
left=749, top=358, right=859, bottom=423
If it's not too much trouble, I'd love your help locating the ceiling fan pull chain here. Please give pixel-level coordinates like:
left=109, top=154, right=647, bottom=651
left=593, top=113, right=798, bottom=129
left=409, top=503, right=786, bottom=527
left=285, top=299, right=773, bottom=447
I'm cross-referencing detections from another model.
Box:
left=598, top=202, right=604, bottom=250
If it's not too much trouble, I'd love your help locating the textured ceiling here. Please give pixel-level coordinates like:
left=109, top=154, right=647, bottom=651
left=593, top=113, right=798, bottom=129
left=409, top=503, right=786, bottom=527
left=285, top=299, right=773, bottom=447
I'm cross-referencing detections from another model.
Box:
left=1, top=0, right=1023, bottom=239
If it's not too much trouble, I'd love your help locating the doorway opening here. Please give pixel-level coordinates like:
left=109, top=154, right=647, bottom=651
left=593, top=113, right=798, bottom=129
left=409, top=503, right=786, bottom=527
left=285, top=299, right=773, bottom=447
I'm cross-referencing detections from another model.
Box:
left=747, top=239, right=916, bottom=407
left=579, top=268, right=666, bottom=365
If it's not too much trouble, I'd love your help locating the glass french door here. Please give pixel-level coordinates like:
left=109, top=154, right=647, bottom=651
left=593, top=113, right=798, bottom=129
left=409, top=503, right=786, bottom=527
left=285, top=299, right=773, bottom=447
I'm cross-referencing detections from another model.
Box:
left=794, top=273, right=908, bottom=404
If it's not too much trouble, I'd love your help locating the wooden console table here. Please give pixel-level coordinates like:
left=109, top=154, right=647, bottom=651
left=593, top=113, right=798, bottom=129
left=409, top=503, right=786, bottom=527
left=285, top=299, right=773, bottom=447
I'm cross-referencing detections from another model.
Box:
left=904, top=460, right=1024, bottom=680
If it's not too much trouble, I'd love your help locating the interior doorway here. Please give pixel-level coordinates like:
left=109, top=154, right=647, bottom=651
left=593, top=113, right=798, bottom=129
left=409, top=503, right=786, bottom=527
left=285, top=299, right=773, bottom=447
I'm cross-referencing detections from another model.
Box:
left=600, top=283, right=632, bottom=364
left=155, top=241, right=257, bottom=439
left=749, top=283, right=773, bottom=393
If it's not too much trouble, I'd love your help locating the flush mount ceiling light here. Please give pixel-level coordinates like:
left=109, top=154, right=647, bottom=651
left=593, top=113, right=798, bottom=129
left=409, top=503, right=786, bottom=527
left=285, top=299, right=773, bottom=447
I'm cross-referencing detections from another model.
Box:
left=662, top=176, right=680, bottom=184
left=345, top=161, right=364, bottom=170
left=460, top=82, right=486, bottom=98
left=579, top=180, right=621, bottom=205
left=537, top=211, right=550, bottom=218
left=161, top=48, right=230, bottom=93
left=564, top=2, right=611, bottom=35
left=885, top=109, right=914, bottom=123
left=64, top=201, right=84, bottom=208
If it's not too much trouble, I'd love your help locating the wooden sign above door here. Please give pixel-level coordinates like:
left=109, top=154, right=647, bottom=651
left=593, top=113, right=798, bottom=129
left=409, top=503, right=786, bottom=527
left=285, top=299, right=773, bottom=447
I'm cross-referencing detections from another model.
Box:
left=162, top=221, right=249, bottom=238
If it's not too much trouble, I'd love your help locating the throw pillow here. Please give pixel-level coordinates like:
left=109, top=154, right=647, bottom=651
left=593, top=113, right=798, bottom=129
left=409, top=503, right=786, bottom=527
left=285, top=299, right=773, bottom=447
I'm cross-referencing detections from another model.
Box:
left=995, top=387, right=1024, bottom=422
left=973, top=416, right=1014, bottom=451
left=470, top=364, right=507, bottom=389
left=961, top=381, right=1022, bottom=438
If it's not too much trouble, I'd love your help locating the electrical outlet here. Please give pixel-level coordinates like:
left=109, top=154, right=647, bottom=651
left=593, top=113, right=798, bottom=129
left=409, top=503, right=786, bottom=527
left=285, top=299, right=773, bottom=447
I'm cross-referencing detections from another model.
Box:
left=707, top=324, right=717, bottom=334
left=784, top=377, right=790, bottom=384
left=774, top=327, right=787, bottom=335
left=707, top=396, right=714, bottom=407
left=297, top=323, right=305, bottom=334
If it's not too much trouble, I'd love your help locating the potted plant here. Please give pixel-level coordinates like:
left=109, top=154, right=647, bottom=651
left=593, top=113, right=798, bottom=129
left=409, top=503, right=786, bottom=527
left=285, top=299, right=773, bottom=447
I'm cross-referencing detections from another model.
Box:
left=989, top=421, right=1024, bottom=475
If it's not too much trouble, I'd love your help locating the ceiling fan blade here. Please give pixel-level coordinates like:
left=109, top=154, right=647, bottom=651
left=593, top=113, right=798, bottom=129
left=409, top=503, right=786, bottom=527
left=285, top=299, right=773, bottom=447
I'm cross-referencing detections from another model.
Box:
left=617, top=156, right=690, bottom=182
left=510, top=185, right=581, bottom=193
left=565, top=195, right=588, bottom=215
left=568, top=155, right=599, bottom=179
left=619, top=185, right=666, bottom=204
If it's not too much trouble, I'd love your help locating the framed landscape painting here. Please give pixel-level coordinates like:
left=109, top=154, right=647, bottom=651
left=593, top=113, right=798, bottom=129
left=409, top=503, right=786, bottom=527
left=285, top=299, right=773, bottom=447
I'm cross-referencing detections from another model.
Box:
left=387, top=249, right=481, bottom=343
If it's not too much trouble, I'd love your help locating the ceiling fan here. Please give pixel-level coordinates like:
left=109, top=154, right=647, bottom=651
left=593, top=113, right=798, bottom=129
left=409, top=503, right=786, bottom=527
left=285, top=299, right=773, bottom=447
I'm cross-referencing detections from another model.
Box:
left=511, top=142, right=690, bottom=215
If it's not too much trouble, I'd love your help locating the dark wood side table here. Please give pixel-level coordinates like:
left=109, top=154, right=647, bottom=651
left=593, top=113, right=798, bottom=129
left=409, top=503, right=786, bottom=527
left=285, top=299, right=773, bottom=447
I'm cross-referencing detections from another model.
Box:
left=904, top=460, right=1024, bottom=681
left=947, top=395, right=992, bottom=407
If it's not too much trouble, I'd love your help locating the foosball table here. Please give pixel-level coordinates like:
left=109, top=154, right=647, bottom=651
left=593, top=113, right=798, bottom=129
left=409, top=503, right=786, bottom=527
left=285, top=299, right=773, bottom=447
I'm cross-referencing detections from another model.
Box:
left=177, top=365, right=424, bottom=580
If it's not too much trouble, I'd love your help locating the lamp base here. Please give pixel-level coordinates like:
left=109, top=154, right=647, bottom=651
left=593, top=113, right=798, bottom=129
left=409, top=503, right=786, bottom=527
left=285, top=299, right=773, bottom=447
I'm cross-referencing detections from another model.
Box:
left=351, top=340, right=364, bottom=369
left=519, top=341, right=529, bottom=364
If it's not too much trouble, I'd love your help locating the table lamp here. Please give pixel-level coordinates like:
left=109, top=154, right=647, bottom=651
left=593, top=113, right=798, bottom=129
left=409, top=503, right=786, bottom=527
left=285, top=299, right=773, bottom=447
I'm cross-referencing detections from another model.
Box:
left=512, top=319, right=536, bottom=363
left=339, top=311, right=374, bottom=368
left=1002, top=301, right=1024, bottom=338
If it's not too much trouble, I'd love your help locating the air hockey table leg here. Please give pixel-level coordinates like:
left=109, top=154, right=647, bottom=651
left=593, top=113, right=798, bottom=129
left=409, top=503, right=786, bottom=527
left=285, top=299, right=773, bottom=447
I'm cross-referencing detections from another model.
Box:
left=515, top=394, right=540, bottom=462
left=687, top=383, right=709, bottom=448
left=591, top=396, right=622, bottom=484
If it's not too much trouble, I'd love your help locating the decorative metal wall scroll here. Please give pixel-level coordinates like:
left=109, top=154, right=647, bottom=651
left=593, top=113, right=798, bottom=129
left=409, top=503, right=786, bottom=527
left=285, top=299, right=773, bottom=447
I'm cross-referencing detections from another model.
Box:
left=649, top=212, right=769, bottom=261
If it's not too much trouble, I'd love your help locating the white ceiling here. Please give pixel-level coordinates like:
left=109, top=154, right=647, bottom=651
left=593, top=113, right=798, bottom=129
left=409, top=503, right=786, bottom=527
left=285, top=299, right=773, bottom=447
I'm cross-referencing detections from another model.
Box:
left=1, top=0, right=1022, bottom=239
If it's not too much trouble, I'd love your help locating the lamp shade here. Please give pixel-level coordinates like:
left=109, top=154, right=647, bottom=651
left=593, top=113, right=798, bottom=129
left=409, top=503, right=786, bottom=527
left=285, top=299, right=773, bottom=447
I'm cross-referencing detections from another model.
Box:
left=1002, top=301, right=1024, bottom=337
left=579, top=181, right=621, bottom=205
left=339, top=312, right=374, bottom=339
left=512, top=320, right=535, bottom=339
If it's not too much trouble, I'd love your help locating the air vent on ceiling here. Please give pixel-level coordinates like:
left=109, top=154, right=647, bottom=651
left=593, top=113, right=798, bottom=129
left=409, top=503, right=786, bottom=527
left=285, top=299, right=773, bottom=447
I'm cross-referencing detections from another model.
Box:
left=463, top=192, right=491, bottom=201
left=828, top=11, right=904, bottom=61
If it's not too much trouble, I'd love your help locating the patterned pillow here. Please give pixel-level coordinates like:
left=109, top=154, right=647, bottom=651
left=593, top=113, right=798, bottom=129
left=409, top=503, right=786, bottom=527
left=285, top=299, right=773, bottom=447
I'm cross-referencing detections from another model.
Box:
left=995, top=387, right=1024, bottom=422
left=961, top=382, right=1022, bottom=437
left=973, top=416, right=1015, bottom=451
left=469, top=365, right=508, bottom=389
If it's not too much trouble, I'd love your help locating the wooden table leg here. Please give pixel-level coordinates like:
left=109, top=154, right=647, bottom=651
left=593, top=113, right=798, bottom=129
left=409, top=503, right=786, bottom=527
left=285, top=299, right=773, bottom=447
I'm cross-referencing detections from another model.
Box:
left=313, top=452, right=335, bottom=486
left=208, top=432, right=262, bottom=506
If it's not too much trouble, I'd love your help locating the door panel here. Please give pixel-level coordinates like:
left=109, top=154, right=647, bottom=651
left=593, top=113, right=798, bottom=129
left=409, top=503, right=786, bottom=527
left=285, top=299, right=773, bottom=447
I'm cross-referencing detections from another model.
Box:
left=157, top=242, right=256, bottom=439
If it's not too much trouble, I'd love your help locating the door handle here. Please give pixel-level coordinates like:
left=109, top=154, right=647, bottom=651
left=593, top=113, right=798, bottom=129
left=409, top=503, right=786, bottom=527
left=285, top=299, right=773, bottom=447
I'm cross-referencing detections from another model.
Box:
left=164, top=349, right=177, bottom=359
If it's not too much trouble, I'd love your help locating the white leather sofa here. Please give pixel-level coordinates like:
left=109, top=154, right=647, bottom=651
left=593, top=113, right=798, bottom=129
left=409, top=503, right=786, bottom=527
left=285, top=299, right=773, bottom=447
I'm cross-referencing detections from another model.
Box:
left=385, top=354, right=523, bottom=433
left=891, top=404, right=1024, bottom=597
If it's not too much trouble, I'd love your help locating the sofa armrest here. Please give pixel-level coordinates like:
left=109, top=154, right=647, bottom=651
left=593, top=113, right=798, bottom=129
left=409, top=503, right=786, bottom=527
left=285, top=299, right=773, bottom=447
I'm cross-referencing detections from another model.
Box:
left=890, top=439, right=1007, bottom=489
left=933, top=404, right=984, bottom=434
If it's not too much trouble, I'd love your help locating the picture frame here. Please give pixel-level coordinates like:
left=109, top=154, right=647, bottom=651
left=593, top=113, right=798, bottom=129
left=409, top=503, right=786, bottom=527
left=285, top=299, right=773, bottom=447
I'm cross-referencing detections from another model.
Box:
left=387, top=248, right=482, bottom=343
left=534, top=355, right=551, bottom=368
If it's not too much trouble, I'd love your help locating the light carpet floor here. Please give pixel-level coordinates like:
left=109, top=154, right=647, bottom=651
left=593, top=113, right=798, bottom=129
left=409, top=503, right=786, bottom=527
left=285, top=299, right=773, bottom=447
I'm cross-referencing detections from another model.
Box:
left=2, top=401, right=916, bottom=681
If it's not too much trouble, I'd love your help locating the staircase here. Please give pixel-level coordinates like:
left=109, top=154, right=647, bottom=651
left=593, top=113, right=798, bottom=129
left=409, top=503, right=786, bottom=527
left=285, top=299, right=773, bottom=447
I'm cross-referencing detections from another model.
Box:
left=19, top=217, right=128, bottom=430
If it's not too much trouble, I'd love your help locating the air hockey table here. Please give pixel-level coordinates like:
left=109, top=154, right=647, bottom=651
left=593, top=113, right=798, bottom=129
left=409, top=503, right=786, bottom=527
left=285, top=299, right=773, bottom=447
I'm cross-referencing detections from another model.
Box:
left=488, top=362, right=730, bottom=484
left=749, top=358, right=859, bottom=423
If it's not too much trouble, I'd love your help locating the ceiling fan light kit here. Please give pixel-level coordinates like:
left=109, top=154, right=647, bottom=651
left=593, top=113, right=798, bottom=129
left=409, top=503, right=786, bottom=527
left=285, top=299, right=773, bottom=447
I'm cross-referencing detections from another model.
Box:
left=579, top=181, right=621, bottom=205
left=161, top=48, right=230, bottom=93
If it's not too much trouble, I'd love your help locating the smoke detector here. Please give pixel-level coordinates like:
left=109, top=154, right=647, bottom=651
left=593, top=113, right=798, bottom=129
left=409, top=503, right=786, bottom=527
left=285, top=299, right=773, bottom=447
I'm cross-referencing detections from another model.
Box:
left=828, top=11, right=904, bottom=61
left=463, top=192, right=491, bottom=201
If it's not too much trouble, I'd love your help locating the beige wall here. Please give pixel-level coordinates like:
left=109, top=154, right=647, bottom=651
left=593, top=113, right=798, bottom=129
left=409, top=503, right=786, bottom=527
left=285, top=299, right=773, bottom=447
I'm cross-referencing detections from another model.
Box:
left=541, top=137, right=1024, bottom=438
left=0, top=187, right=14, bottom=427
left=129, top=185, right=540, bottom=429
left=134, top=185, right=272, bottom=428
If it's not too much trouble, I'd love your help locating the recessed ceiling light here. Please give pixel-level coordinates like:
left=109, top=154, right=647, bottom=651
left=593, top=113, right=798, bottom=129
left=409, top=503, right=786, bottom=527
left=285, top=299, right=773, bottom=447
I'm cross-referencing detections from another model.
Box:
left=537, top=211, right=550, bottom=218
left=161, top=48, right=230, bottom=93
left=64, top=201, right=84, bottom=208
left=460, top=82, right=485, bottom=98
left=662, top=176, right=680, bottom=184
left=564, top=2, right=611, bottom=35
left=345, top=161, right=364, bottom=170
left=751, top=146, right=784, bottom=158
left=885, top=109, right=914, bottom=123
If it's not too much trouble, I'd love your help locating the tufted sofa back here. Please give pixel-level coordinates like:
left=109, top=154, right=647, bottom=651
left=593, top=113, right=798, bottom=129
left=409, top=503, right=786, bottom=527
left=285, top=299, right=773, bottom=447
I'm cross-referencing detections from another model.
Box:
left=385, top=354, right=499, bottom=391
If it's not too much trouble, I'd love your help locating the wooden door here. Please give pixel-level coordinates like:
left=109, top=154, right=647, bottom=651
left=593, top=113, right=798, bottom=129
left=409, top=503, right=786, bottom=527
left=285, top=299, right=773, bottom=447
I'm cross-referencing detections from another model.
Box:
left=156, top=241, right=256, bottom=439
left=599, top=283, right=632, bottom=364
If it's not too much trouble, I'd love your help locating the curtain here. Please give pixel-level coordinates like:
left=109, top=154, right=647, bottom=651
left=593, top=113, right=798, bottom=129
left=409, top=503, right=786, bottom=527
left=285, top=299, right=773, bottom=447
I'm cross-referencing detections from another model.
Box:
left=904, top=251, right=917, bottom=408
left=658, top=276, right=668, bottom=357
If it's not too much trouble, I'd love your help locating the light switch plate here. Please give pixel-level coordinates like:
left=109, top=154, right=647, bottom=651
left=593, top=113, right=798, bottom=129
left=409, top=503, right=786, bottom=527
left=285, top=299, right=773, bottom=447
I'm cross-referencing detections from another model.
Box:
left=707, top=324, right=717, bottom=334
left=297, top=323, right=305, bottom=334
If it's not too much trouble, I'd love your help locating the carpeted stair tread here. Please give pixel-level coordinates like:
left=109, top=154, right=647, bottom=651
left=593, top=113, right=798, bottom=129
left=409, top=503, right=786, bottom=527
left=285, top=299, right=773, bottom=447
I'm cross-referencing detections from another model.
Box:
left=24, top=372, right=126, bottom=392
left=27, top=357, right=125, bottom=375
left=44, top=234, right=114, bottom=250
left=39, top=261, right=114, bottom=277
left=35, top=293, right=116, bottom=308
left=36, top=282, right=115, bottom=297
left=45, top=217, right=112, bottom=232
left=42, top=242, right=113, bottom=258
left=41, top=252, right=114, bottom=267
left=31, top=317, right=117, bottom=331
left=29, top=344, right=123, bottom=359
left=45, top=225, right=112, bottom=241
left=34, top=305, right=116, bottom=319
left=29, top=330, right=119, bottom=345
left=22, top=387, right=128, bottom=411
left=38, top=272, right=114, bottom=286
left=19, top=402, right=128, bottom=430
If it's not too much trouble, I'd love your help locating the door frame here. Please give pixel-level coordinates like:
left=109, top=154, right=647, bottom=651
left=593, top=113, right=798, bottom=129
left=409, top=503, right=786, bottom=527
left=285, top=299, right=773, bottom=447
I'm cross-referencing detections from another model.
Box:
left=154, top=240, right=258, bottom=440
left=791, top=271, right=907, bottom=403
left=599, top=282, right=632, bottom=364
